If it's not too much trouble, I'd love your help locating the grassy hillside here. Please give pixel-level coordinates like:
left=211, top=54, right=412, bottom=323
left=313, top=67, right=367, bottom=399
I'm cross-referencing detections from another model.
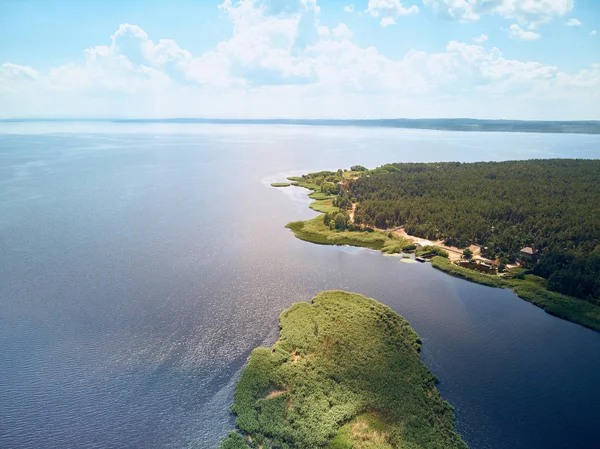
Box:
left=220, top=291, right=467, bottom=449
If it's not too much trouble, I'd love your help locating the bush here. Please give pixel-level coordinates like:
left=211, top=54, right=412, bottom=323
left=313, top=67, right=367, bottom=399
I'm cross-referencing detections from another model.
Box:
left=350, top=165, right=368, bottom=171
left=416, top=245, right=449, bottom=258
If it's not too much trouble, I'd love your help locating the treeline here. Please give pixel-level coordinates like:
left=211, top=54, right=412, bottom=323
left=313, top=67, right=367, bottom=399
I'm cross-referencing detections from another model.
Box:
left=347, top=160, right=600, bottom=302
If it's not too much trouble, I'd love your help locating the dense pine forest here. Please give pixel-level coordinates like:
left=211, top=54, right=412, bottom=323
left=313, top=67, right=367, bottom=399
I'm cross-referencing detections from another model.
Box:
left=346, top=160, right=600, bottom=302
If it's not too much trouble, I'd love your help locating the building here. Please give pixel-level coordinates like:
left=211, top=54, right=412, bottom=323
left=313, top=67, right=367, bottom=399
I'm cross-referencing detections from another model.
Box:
left=520, top=247, right=538, bottom=265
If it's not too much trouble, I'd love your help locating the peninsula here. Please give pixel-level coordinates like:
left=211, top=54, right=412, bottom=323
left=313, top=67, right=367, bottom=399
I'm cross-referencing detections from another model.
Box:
left=278, top=161, right=600, bottom=332
left=220, top=290, right=467, bottom=449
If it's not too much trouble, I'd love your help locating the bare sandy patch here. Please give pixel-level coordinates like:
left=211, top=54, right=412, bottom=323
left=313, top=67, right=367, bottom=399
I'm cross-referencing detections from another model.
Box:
left=265, top=390, right=288, bottom=400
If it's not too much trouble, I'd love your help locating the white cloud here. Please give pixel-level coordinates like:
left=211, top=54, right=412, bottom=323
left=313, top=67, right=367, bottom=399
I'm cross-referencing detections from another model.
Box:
left=1, top=0, right=599, bottom=120
left=0, top=63, right=39, bottom=81
left=332, top=23, right=353, bottom=39
left=423, top=0, right=573, bottom=27
left=380, top=17, right=397, bottom=27
left=422, top=0, right=478, bottom=21
left=343, top=4, right=354, bottom=13
left=366, top=0, right=419, bottom=27
left=566, top=18, right=582, bottom=26
left=591, top=30, right=597, bottom=36
left=473, top=34, right=488, bottom=43
left=317, top=26, right=330, bottom=38
left=508, top=24, right=541, bottom=41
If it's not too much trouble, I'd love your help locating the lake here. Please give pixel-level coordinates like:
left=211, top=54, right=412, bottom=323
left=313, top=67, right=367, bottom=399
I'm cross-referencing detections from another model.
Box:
left=1, top=122, right=600, bottom=449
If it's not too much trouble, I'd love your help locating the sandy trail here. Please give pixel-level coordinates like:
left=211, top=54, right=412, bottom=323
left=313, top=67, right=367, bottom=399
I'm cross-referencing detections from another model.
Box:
left=349, top=203, right=497, bottom=264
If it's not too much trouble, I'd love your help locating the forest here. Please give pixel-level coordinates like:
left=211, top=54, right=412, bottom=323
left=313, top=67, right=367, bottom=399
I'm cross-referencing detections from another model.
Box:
left=346, top=160, right=600, bottom=302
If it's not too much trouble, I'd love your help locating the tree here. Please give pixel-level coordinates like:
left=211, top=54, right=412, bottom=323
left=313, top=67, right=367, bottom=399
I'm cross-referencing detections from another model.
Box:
left=344, top=160, right=600, bottom=301
left=220, top=431, right=249, bottom=448
left=334, top=212, right=349, bottom=230
left=351, top=165, right=367, bottom=171
left=463, top=248, right=473, bottom=260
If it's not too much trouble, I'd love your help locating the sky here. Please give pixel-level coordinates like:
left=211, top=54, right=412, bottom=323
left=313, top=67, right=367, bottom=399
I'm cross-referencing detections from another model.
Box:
left=0, top=0, right=599, bottom=119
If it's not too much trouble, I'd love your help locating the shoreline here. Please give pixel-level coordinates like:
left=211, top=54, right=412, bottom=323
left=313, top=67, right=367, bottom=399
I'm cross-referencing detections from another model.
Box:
left=276, top=173, right=600, bottom=333
left=12, top=118, right=599, bottom=135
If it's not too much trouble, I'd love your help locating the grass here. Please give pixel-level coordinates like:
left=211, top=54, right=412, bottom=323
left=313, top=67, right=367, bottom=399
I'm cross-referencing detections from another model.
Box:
left=308, top=193, right=339, bottom=214
left=431, top=257, right=504, bottom=288
left=415, top=246, right=449, bottom=259
left=381, top=241, right=415, bottom=254
left=271, top=182, right=291, bottom=187
left=286, top=216, right=407, bottom=250
left=288, top=177, right=320, bottom=191
left=431, top=257, right=600, bottom=332
left=327, top=412, right=393, bottom=449
left=308, top=192, right=332, bottom=200
left=310, top=201, right=339, bottom=213
left=277, top=174, right=410, bottom=252
left=220, top=291, right=467, bottom=449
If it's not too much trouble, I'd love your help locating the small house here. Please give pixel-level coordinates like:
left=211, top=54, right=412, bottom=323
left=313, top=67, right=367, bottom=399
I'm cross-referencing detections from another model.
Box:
left=520, top=247, right=538, bottom=265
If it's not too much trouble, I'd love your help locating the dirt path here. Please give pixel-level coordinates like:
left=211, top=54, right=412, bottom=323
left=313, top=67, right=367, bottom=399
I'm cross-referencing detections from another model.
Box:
left=348, top=203, right=357, bottom=222
left=393, top=228, right=494, bottom=263
left=348, top=203, right=496, bottom=264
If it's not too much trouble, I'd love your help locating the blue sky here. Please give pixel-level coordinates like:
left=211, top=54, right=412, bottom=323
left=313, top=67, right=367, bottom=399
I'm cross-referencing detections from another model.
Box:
left=0, top=0, right=599, bottom=119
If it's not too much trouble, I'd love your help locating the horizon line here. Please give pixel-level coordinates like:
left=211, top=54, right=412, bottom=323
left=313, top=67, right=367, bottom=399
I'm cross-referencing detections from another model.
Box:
left=1, top=117, right=600, bottom=123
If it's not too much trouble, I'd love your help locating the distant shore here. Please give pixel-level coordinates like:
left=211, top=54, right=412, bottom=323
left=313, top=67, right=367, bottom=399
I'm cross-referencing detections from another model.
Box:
left=3, top=118, right=600, bottom=134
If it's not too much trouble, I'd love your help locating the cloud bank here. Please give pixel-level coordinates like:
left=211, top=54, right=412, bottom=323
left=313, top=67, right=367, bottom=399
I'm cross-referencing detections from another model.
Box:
left=0, top=0, right=598, bottom=119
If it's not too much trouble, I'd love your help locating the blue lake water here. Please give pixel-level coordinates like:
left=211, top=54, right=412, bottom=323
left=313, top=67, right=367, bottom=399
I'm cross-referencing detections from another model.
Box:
left=1, top=123, right=600, bottom=449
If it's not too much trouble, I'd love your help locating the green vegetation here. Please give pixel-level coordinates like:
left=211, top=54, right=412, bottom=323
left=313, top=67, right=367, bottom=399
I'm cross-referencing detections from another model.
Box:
left=220, top=291, right=467, bottom=449
left=432, top=257, right=600, bottom=332
left=275, top=161, right=600, bottom=331
left=349, top=160, right=600, bottom=303
left=307, top=192, right=338, bottom=214
left=286, top=217, right=398, bottom=250
left=271, top=182, right=291, bottom=187
left=381, top=241, right=418, bottom=255
left=415, top=246, right=449, bottom=259
left=350, top=165, right=368, bottom=172
left=281, top=169, right=411, bottom=252
left=431, top=257, right=505, bottom=288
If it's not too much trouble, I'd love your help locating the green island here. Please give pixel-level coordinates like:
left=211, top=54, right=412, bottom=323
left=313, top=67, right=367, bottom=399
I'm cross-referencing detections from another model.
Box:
left=220, top=290, right=467, bottom=449
left=271, top=182, right=292, bottom=188
left=278, top=161, right=600, bottom=332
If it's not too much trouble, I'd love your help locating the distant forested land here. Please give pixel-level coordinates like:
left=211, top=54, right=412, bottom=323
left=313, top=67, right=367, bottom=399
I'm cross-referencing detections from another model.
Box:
left=220, top=291, right=467, bottom=449
left=348, top=160, right=600, bottom=302
left=9, top=118, right=595, bottom=134
left=108, top=118, right=600, bottom=134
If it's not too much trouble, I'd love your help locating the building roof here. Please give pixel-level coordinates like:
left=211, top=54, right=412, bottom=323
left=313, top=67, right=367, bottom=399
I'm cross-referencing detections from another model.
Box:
left=520, top=247, right=536, bottom=255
